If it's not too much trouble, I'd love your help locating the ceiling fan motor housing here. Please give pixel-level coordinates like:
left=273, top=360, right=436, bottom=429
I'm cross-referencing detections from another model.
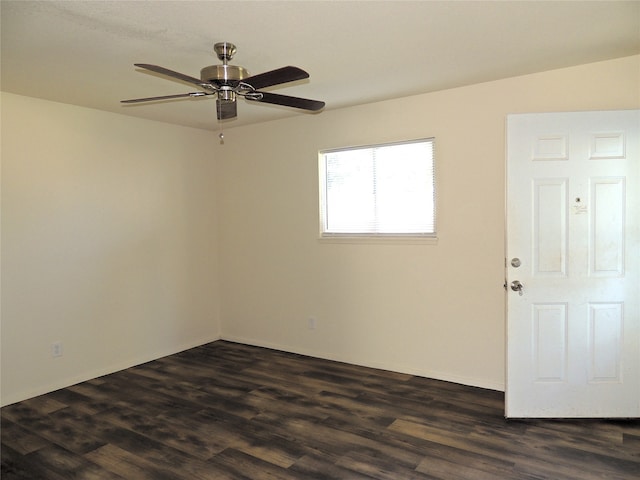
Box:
left=200, top=65, right=249, bottom=87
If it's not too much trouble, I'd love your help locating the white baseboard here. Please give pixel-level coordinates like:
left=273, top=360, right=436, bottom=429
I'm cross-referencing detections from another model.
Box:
left=220, top=334, right=505, bottom=392
left=1, top=334, right=222, bottom=407
left=3, top=332, right=504, bottom=407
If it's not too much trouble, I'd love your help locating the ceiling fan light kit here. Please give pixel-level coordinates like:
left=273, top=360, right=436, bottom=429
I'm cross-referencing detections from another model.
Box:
left=122, top=42, right=325, bottom=123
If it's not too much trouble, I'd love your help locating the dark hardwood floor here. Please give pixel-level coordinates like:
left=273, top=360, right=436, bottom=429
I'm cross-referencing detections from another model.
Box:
left=2, top=340, right=639, bottom=479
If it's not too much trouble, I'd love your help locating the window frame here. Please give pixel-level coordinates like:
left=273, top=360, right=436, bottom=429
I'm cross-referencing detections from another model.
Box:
left=318, top=138, right=437, bottom=242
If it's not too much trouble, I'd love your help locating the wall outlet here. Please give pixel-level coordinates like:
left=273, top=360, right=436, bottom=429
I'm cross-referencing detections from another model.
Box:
left=51, top=342, right=63, bottom=357
left=308, top=317, right=317, bottom=330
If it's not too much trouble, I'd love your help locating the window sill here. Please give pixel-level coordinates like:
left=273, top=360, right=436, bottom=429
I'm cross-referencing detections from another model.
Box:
left=318, top=235, right=438, bottom=245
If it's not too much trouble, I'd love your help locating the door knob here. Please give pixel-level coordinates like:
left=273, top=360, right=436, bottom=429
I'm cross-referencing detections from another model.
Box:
left=510, top=280, right=524, bottom=295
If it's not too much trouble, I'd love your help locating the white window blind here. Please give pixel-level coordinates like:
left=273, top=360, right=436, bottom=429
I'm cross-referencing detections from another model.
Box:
left=319, top=138, right=435, bottom=236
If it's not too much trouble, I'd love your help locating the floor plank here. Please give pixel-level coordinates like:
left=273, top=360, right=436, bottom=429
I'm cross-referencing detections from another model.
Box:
left=2, top=340, right=639, bottom=479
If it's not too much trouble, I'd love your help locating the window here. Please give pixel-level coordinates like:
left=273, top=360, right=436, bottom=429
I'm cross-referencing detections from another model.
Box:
left=319, top=138, right=435, bottom=237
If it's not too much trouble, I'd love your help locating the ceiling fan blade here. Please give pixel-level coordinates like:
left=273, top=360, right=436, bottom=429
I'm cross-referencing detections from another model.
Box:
left=249, top=92, right=325, bottom=111
left=216, top=99, right=237, bottom=120
left=134, top=64, right=212, bottom=89
left=121, top=92, right=210, bottom=103
left=243, top=66, right=309, bottom=90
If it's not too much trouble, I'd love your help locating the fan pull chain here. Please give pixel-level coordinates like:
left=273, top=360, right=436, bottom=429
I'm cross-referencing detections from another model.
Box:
left=218, top=99, right=224, bottom=144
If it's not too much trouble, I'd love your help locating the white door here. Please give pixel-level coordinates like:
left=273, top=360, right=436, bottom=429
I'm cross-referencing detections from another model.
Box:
left=506, top=110, right=640, bottom=418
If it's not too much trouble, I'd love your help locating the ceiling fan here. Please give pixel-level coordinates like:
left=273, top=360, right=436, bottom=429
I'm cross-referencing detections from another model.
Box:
left=121, top=42, right=325, bottom=121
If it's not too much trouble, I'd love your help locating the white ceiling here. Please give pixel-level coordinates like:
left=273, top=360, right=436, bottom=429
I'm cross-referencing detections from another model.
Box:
left=2, top=1, right=639, bottom=131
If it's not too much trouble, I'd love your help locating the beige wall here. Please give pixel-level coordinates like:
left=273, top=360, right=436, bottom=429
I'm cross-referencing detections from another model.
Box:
left=215, top=55, right=640, bottom=390
left=2, top=56, right=638, bottom=405
left=1, top=93, right=221, bottom=406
